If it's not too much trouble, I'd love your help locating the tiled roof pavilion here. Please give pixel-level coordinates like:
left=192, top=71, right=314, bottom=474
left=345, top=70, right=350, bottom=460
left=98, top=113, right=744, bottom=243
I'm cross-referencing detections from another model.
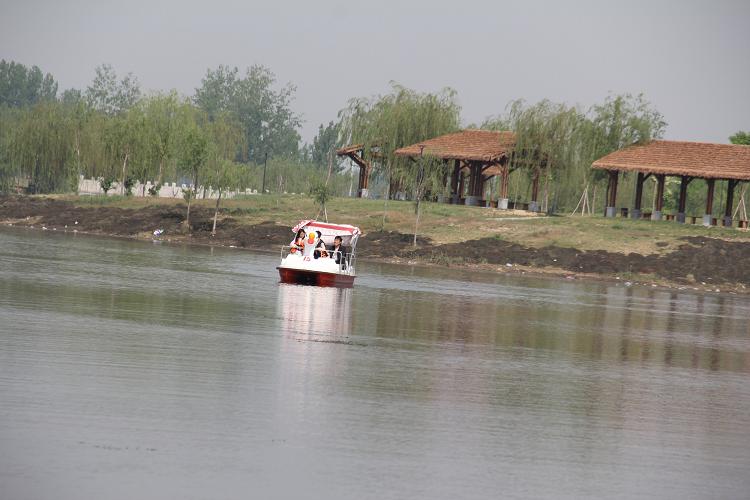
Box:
left=394, top=130, right=523, bottom=207
left=339, top=130, right=526, bottom=206
left=592, top=140, right=750, bottom=180
left=394, top=130, right=516, bottom=163
left=591, top=140, right=750, bottom=225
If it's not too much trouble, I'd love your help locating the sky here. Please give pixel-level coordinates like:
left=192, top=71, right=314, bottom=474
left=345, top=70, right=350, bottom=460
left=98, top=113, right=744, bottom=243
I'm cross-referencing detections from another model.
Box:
left=1, top=0, right=748, bottom=144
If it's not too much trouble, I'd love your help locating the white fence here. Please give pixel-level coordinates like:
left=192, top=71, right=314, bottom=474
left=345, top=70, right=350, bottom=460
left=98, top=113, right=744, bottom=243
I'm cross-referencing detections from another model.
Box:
left=77, top=176, right=257, bottom=199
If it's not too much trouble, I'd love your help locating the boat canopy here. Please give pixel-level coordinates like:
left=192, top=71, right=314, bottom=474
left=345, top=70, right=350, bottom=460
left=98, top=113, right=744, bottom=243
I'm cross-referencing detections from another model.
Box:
left=291, top=220, right=361, bottom=247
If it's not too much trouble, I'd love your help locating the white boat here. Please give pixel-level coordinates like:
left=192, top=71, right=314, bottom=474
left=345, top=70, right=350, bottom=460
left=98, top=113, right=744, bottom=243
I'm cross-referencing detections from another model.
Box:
left=277, top=220, right=360, bottom=287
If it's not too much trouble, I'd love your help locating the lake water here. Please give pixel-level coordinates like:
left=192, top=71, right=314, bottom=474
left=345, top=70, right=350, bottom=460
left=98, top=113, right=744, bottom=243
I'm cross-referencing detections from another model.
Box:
left=1, top=227, right=749, bottom=500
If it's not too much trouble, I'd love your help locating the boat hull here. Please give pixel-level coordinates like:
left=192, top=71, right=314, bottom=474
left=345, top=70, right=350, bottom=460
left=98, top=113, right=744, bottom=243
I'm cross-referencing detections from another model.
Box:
left=277, top=267, right=355, bottom=288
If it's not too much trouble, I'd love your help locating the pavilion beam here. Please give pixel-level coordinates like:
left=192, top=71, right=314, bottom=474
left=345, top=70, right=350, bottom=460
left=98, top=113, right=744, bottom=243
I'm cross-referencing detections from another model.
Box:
left=498, top=160, right=510, bottom=209
left=605, top=170, right=619, bottom=217
left=652, top=174, right=665, bottom=220
left=724, top=179, right=738, bottom=227
left=677, top=175, right=693, bottom=223
left=703, top=178, right=716, bottom=226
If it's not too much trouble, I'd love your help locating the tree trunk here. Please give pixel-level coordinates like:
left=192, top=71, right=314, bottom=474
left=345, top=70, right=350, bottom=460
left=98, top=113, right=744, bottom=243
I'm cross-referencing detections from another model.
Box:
left=380, top=170, right=391, bottom=231
left=120, top=152, right=129, bottom=195
left=185, top=195, right=192, bottom=231
left=413, top=199, right=421, bottom=247
left=212, top=190, right=222, bottom=236
left=326, top=149, right=333, bottom=185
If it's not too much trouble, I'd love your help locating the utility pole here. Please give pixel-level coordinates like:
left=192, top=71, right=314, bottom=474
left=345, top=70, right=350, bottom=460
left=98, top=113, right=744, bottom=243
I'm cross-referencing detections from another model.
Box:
left=261, top=152, right=268, bottom=194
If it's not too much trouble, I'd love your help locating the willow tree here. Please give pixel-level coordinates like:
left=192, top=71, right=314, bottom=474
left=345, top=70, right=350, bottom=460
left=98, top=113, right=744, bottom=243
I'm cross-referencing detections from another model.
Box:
left=140, top=92, right=184, bottom=189
left=500, top=94, right=666, bottom=213
left=178, top=120, right=210, bottom=230
left=505, top=99, right=584, bottom=211
left=205, top=159, right=248, bottom=235
left=204, top=114, right=246, bottom=234
left=338, top=83, right=460, bottom=226
left=10, top=101, right=77, bottom=193
left=103, top=105, right=147, bottom=194
left=585, top=94, right=666, bottom=213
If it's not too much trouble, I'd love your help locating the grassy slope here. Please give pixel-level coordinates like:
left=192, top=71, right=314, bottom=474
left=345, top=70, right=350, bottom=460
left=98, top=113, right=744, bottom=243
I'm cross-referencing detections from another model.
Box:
left=66, top=194, right=750, bottom=257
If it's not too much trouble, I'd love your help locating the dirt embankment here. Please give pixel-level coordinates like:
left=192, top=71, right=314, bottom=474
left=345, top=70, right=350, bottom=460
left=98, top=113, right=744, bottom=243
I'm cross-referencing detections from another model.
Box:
left=2, top=196, right=749, bottom=289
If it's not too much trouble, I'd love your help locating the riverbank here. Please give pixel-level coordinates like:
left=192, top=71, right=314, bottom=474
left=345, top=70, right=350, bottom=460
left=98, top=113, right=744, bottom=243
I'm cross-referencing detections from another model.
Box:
left=2, top=194, right=750, bottom=293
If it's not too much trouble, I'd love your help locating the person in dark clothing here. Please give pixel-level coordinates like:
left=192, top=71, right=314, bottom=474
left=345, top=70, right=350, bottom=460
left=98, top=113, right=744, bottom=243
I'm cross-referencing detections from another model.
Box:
left=313, top=231, right=328, bottom=259
left=331, top=235, right=348, bottom=268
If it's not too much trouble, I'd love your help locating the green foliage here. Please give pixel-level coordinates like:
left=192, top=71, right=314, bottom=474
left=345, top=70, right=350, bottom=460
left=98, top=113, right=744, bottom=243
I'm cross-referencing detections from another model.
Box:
left=205, top=159, right=248, bottom=194
left=178, top=120, right=210, bottom=186
left=0, top=60, right=671, bottom=217
left=182, top=186, right=195, bottom=204
left=499, top=94, right=666, bottom=213
left=729, top=131, right=750, bottom=145
left=9, top=100, right=77, bottom=193
left=139, top=92, right=184, bottom=184
left=193, top=65, right=301, bottom=161
left=123, top=177, right=135, bottom=196
left=310, top=121, right=341, bottom=169
left=309, top=181, right=333, bottom=207
left=338, top=82, right=461, bottom=198
left=0, top=60, right=58, bottom=107
left=309, top=181, right=334, bottom=221
left=85, top=64, right=141, bottom=115
left=99, top=177, right=115, bottom=194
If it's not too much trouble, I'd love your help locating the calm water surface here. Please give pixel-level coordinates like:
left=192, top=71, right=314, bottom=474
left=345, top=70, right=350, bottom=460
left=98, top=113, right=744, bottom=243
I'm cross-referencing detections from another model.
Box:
left=1, top=227, right=749, bottom=499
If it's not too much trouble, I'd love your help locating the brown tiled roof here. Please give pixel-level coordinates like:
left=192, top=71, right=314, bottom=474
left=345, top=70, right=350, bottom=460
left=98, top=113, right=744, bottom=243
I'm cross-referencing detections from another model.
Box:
left=394, top=130, right=516, bottom=162
left=592, top=140, right=750, bottom=180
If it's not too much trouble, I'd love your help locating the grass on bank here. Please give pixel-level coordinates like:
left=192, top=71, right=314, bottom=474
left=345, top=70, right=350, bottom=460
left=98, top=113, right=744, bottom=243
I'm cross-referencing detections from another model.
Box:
left=60, top=193, right=750, bottom=255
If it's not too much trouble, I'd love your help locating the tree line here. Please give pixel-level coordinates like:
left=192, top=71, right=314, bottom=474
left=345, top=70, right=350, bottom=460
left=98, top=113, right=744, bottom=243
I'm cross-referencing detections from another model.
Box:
left=1, top=59, right=747, bottom=220
left=0, top=60, right=349, bottom=203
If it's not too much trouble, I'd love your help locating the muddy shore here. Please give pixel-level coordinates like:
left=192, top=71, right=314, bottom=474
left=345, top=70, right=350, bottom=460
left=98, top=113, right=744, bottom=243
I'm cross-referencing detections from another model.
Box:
left=2, top=196, right=749, bottom=293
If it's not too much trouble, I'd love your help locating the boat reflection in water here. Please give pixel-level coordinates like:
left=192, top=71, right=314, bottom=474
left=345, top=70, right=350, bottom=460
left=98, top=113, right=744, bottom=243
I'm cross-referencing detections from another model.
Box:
left=276, top=283, right=353, bottom=341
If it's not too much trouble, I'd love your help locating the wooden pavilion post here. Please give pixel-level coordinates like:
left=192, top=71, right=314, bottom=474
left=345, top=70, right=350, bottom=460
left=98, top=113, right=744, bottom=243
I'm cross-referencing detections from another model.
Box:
left=457, top=168, right=465, bottom=203
left=676, top=175, right=693, bottom=223
left=702, top=178, right=715, bottom=226
left=465, top=161, right=482, bottom=206
left=337, top=148, right=371, bottom=199
left=450, top=159, right=461, bottom=204
left=631, top=172, right=651, bottom=219
left=498, top=161, right=510, bottom=209
left=652, top=174, right=665, bottom=220
left=723, top=179, right=737, bottom=227
left=529, top=168, right=540, bottom=212
left=605, top=170, right=619, bottom=217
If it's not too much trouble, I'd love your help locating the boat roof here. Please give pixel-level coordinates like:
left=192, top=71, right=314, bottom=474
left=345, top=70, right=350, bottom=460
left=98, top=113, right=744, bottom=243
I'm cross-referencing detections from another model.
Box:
left=292, top=220, right=361, bottom=237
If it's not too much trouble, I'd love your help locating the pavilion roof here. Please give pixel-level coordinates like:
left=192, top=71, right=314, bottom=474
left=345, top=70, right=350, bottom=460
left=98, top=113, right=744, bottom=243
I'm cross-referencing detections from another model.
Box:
left=394, top=130, right=516, bottom=162
left=592, top=140, right=750, bottom=181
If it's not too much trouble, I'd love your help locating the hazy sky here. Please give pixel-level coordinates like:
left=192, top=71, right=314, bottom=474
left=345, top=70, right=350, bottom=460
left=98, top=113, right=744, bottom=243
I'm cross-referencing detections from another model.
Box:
left=1, top=0, right=748, bottom=144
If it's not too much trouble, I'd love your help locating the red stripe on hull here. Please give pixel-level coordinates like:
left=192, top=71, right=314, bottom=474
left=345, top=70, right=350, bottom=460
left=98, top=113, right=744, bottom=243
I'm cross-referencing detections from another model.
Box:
left=277, top=267, right=355, bottom=288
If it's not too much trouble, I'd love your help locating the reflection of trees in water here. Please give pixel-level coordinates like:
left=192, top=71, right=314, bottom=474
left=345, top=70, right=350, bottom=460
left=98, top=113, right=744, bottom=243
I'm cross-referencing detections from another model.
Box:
left=360, top=284, right=748, bottom=374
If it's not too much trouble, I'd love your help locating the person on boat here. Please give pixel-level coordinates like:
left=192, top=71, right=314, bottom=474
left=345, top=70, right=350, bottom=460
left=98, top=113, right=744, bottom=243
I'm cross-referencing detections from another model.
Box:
left=332, top=236, right=347, bottom=268
left=290, top=229, right=305, bottom=254
left=314, top=231, right=328, bottom=259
